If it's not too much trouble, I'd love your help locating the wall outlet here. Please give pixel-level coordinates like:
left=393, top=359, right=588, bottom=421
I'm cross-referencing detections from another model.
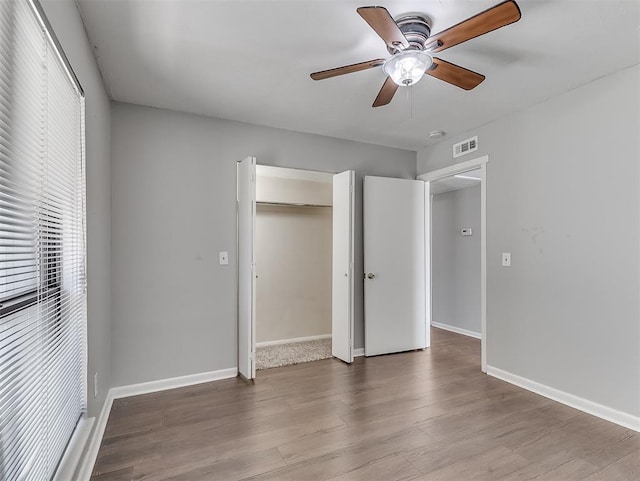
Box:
left=219, top=251, right=229, bottom=265
left=93, top=372, right=98, bottom=398
left=502, top=252, right=511, bottom=267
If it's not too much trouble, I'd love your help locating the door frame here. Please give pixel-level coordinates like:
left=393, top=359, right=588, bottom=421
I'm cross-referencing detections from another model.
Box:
left=417, top=155, right=488, bottom=372
left=237, top=163, right=356, bottom=377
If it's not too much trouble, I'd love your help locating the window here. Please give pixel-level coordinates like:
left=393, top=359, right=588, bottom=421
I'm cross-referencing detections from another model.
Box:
left=0, top=1, right=87, bottom=480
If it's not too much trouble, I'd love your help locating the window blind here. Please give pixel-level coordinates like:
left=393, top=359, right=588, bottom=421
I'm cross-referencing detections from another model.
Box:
left=0, top=1, right=87, bottom=480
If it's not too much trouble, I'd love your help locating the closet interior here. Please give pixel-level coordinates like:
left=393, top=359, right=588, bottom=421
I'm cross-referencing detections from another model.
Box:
left=254, top=165, right=333, bottom=370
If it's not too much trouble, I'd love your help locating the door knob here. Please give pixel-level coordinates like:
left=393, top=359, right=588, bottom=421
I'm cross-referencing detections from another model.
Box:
left=367, top=273, right=375, bottom=279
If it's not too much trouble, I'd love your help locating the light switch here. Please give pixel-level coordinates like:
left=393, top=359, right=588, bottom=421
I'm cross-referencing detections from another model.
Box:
left=461, top=228, right=472, bottom=236
left=219, top=251, right=229, bottom=265
left=502, top=252, right=511, bottom=267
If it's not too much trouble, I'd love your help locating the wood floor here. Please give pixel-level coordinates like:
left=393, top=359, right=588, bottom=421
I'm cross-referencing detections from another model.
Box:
left=91, top=328, right=639, bottom=481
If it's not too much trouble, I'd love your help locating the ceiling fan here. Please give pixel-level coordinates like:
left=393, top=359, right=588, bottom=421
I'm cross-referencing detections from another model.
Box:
left=310, top=0, right=521, bottom=107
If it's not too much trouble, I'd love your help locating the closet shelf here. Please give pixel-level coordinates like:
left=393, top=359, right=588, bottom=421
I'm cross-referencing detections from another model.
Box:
left=256, top=201, right=332, bottom=208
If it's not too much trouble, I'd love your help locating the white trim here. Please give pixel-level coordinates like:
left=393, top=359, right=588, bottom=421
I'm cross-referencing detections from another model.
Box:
left=353, top=348, right=365, bottom=357
left=424, top=181, right=431, bottom=350
left=53, top=417, right=94, bottom=481
left=417, top=155, right=488, bottom=182
left=418, top=155, right=488, bottom=372
left=480, top=162, right=487, bottom=372
left=487, top=366, right=640, bottom=432
left=432, top=322, right=481, bottom=340
left=256, top=334, right=331, bottom=348
left=75, top=367, right=238, bottom=480
left=75, top=392, right=114, bottom=481
left=110, top=368, right=238, bottom=399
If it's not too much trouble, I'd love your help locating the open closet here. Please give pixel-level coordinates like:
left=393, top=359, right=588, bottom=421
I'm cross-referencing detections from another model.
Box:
left=254, top=165, right=334, bottom=370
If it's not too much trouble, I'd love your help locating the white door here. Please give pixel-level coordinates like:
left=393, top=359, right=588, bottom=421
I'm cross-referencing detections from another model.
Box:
left=364, top=176, right=427, bottom=356
left=424, top=181, right=431, bottom=350
left=238, top=157, right=256, bottom=379
left=332, top=170, right=355, bottom=363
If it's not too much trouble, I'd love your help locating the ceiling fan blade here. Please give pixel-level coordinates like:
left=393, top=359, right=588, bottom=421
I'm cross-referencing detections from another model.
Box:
left=357, top=6, right=409, bottom=51
left=427, top=58, right=485, bottom=90
left=425, top=0, right=521, bottom=53
left=372, top=77, right=399, bottom=107
left=310, top=59, right=385, bottom=81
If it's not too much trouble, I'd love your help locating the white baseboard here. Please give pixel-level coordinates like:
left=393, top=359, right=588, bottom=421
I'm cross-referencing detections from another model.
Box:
left=75, top=390, right=114, bottom=481
left=432, top=322, right=481, bottom=339
left=353, top=348, right=364, bottom=357
left=54, top=417, right=94, bottom=481
left=75, top=367, right=237, bottom=480
left=110, top=367, right=238, bottom=399
left=487, top=366, right=640, bottom=432
left=256, top=334, right=331, bottom=348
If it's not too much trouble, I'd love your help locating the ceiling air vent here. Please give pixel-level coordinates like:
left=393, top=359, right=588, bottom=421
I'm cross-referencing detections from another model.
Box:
left=453, top=136, right=478, bottom=158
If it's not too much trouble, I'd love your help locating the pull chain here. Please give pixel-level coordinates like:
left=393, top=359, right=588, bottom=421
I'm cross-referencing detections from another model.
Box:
left=409, top=84, right=413, bottom=119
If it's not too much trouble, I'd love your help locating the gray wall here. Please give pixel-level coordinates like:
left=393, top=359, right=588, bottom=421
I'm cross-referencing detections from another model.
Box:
left=418, top=65, right=640, bottom=416
left=41, top=0, right=112, bottom=418
left=432, top=186, right=481, bottom=335
left=111, top=102, right=416, bottom=386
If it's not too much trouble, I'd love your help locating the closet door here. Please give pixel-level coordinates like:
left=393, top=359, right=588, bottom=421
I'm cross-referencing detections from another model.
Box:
left=332, top=170, right=355, bottom=363
left=238, top=157, right=256, bottom=379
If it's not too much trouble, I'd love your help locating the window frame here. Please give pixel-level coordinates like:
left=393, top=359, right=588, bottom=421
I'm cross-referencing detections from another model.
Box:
left=0, top=1, right=88, bottom=480
left=0, top=0, right=85, bottom=319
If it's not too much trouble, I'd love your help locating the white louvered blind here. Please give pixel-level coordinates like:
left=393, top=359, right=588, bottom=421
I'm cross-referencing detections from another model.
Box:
left=0, top=1, right=87, bottom=480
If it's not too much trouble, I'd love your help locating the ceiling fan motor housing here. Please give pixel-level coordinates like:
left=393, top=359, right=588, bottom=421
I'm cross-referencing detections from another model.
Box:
left=389, top=14, right=432, bottom=54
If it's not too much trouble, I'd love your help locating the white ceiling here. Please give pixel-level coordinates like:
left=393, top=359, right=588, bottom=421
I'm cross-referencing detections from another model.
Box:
left=76, top=0, right=640, bottom=151
left=430, top=168, right=481, bottom=195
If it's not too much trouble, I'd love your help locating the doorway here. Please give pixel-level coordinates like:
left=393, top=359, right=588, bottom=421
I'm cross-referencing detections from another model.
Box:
left=418, top=156, right=488, bottom=371
left=254, top=165, right=334, bottom=370
left=237, top=158, right=355, bottom=380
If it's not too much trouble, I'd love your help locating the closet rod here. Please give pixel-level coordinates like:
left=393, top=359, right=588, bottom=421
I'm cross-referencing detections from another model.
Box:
left=256, top=201, right=332, bottom=208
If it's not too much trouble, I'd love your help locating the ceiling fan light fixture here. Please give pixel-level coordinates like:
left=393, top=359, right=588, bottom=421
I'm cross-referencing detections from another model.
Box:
left=383, top=50, right=433, bottom=86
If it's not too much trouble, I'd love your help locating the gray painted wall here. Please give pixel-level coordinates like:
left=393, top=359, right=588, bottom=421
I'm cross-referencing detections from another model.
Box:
left=41, top=0, right=112, bottom=418
left=432, top=186, right=481, bottom=335
left=110, top=102, right=416, bottom=386
left=418, top=65, right=640, bottom=416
